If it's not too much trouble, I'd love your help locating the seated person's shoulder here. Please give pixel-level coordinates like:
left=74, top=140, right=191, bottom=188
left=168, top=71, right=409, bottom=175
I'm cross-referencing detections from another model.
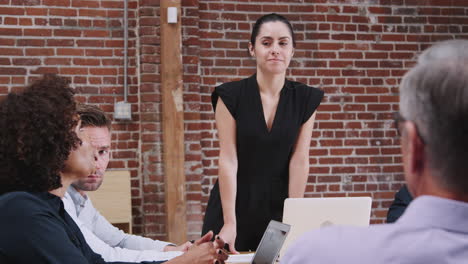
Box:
left=1, top=191, right=49, bottom=217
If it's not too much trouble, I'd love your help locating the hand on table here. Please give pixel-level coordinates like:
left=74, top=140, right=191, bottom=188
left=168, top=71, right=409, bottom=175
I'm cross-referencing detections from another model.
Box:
left=182, top=231, right=229, bottom=264
left=164, top=241, right=193, bottom=252
left=218, top=223, right=239, bottom=254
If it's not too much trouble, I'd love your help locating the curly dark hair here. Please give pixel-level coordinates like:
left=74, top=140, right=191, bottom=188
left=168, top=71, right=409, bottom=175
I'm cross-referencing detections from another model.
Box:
left=0, top=74, right=80, bottom=194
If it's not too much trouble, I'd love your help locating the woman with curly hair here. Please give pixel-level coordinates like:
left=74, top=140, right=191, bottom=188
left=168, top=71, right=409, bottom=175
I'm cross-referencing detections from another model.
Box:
left=0, top=75, right=228, bottom=264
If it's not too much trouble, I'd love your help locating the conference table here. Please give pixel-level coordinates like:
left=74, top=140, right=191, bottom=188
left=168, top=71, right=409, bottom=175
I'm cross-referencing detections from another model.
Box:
left=226, top=252, right=254, bottom=264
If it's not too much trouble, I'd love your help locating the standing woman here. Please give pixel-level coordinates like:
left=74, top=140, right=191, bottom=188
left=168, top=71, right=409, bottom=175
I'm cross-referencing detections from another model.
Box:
left=202, top=13, right=324, bottom=252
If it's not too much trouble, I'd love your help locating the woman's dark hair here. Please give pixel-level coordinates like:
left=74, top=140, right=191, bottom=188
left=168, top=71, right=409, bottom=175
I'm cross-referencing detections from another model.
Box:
left=0, top=74, right=80, bottom=194
left=250, top=13, right=296, bottom=48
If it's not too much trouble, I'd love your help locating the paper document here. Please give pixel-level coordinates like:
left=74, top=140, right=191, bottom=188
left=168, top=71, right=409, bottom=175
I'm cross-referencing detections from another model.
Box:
left=227, top=253, right=254, bottom=263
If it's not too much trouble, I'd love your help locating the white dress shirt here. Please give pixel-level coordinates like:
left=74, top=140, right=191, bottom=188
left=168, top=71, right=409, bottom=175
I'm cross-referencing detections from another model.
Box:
left=282, top=195, right=468, bottom=264
left=63, top=186, right=182, bottom=262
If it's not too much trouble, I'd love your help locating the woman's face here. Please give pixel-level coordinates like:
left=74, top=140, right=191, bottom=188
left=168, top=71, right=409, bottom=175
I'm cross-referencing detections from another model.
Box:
left=62, top=121, right=97, bottom=179
left=249, top=21, right=295, bottom=75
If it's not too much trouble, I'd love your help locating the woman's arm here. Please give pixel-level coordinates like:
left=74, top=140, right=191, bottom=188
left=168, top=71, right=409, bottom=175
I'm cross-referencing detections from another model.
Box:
left=288, top=112, right=317, bottom=198
left=214, top=98, right=239, bottom=254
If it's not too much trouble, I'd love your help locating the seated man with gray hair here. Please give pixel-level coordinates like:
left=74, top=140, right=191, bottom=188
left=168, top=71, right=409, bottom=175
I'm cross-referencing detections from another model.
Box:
left=282, top=39, right=468, bottom=263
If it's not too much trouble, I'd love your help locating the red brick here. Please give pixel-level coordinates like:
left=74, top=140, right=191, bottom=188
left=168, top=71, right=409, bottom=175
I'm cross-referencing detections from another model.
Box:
left=13, top=58, right=41, bottom=66
left=107, top=10, right=123, bottom=18
left=24, top=29, right=51, bottom=36
left=30, top=67, right=59, bottom=74
left=89, top=68, right=117, bottom=75
left=73, top=58, right=100, bottom=66
left=56, top=48, right=84, bottom=56
left=44, top=58, right=71, bottom=65
left=85, top=49, right=113, bottom=56
left=0, top=28, right=22, bottom=36
left=92, top=19, right=107, bottom=28
left=317, top=176, right=342, bottom=183
left=328, top=15, right=351, bottom=23
left=26, top=7, right=48, bottom=16
left=43, top=0, right=70, bottom=6
left=105, top=40, right=124, bottom=47
left=102, top=1, right=124, bottom=8
left=0, top=7, right=25, bottom=15
left=0, top=38, right=14, bottom=46
left=332, top=33, right=355, bottom=41
left=332, top=167, right=356, bottom=174
left=59, top=67, right=88, bottom=75
left=78, top=9, right=107, bottom=17
left=50, top=8, right=77, bottom=16
left=76, top=40, right=104, bottom=47
left=47, top=39, right=74, bottom=46
left=83, top=30, right=110, bottom=38
left=33, top=18, right=47, bottom=26
left=0, top=67, right=26, bottom=75
left=0, top=48, right=24, bottom=56
left=4, top=17, right=18, bottom=25
left=0, top=58, right=10, bottom=65
left=339, top=52, right=363, bottom=59
left=72, top=0, right=99, bottom=7
left=26, top=48, right=55, bottom=56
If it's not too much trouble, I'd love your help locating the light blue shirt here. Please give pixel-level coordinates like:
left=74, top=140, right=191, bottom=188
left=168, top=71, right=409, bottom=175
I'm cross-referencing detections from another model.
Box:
left=282, top=195, right=468, bottom=264
left=63, top=186, right=181, bottom=262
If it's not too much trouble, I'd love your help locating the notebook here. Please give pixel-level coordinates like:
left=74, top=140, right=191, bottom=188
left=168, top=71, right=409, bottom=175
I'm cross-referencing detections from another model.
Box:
left=250, top=220, right=291, bottom=264
left=280, top=197, right=372, bottom=256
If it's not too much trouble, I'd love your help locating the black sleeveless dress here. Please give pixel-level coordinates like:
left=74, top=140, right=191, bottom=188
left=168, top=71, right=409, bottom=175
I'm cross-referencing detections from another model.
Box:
left=202, top=74, right=324, bottom=251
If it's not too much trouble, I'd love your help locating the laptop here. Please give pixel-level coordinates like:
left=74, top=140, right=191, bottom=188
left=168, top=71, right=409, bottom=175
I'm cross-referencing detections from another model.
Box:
left=280, top=197, right=372, bottom=256
left=250, top=220, right=291, bottom=264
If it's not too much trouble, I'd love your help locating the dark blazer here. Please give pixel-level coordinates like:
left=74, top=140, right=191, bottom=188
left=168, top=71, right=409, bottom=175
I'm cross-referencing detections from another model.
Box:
left=386, top=185, right=414, bottom=223
left=0, top=191, right=163, bottom=264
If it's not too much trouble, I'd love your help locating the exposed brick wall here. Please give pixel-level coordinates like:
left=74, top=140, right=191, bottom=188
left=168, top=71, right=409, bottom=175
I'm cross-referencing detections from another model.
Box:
left=0, top=0, right=146, bottom=233
left=1, top=0, right=468, bottom=242
left=137, top=0, right=160, bottom=237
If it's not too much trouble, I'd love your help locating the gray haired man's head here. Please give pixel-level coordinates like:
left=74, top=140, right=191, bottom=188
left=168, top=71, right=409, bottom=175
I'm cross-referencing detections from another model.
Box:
left=399, top=39, right=468, bottom=195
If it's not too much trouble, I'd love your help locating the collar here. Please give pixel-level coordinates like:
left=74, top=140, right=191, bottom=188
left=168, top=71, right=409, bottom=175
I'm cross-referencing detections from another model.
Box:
left=66, top=185, right=87, bottom=208
left=248, top=73, right=293, bottom=91
left=397, top=195, right=468, bottom=233
left=34, top=192, right=64, bottom=214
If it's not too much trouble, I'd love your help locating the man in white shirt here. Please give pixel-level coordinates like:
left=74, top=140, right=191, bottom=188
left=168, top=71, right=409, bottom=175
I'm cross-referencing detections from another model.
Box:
left=282, top=40, right=468, bottom=263
left=63, top=104, right=191, bottom=262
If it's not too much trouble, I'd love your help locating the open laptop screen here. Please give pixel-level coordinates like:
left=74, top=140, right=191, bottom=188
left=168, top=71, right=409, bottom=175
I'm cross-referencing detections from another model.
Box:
left=281, top=197, right=372, bottom=257
left=251, top=220, right=290, bottom=264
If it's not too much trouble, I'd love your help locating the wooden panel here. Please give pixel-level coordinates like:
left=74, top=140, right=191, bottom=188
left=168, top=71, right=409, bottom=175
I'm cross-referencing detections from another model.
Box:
left=87, top=170, right=132, bottom=233
left=160, top=0, right=187, bottom=244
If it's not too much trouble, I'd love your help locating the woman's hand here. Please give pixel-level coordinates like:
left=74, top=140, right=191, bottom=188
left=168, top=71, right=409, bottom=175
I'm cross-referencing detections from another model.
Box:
left=174, top=231, right=228, bottom=264
left=218, top=223, right=239, bottom=254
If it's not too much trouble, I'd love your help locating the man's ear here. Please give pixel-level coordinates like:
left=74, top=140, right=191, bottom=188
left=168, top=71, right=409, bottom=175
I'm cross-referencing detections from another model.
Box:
left=248, top=42, right=255, bottom=57
left=404, top=121, right=425, bottom=187
left=401, top=121, right=427, bottom=197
